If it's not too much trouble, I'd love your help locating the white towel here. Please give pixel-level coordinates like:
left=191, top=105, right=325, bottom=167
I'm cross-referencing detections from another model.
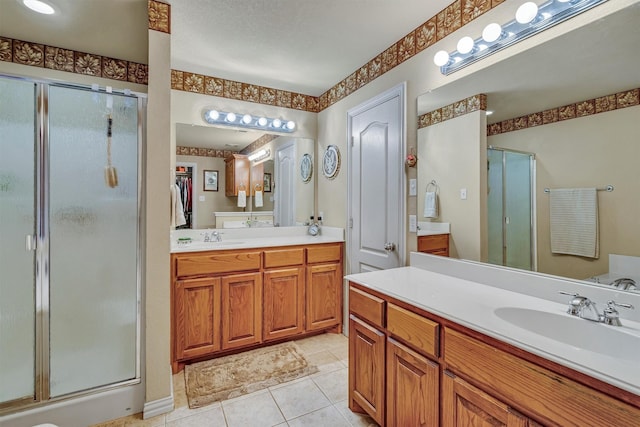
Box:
left=254, top=190, right=263, bottom=208
left=424, top=191, right=438, bottom=218
left=170, top=184, right=186, bottom=228
left=237, top=190, right=247, bottom=208
left=549, top=188, right=599, bottom=258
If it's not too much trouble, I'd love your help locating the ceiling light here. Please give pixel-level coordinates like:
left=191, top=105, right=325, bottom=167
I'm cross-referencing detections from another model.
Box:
left=207, top=110, right=220, bottom=121
left=434, top=0, right=605, bottom=75
left=242, top=114, right=252, bottom=124
left=272, top=118, right=282, bottom=128
left=457, top=37, right=475, bottom=54
left=23, top=0, right=55, bottom=14
left=258, top=117, right=268, bottom=126
left=225, top=112, right=236, bottom=122
left=486, top=110, right=494, bottom=116
left=516, top=2, right=539, bottom=24
left=482, top=23, right=503, bottom=43
left=433, top=50, right=450, bottom=67
left=286, top=121, right=296, bottom=130
left=248, top=149, right=270, bottom=162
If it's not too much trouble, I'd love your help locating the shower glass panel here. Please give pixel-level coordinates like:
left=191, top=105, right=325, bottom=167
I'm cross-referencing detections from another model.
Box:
left=0, top=78, right=36, bottom=404
left=48, top=86, right=138, bottom=397
left=487, top=148, right=533, bottom=271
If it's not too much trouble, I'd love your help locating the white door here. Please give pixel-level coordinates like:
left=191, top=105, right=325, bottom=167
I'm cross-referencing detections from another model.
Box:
left=274, top=142, right=296, bottom=226
left=348, top=84, right=405, bottom=273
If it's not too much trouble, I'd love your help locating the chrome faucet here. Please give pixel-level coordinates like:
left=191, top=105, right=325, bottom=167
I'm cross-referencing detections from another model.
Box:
left=559, top=291, right=634, bottom=326
left=610, top=277, right=637, bottom=291
left=201, top=230, right=222, bottom=242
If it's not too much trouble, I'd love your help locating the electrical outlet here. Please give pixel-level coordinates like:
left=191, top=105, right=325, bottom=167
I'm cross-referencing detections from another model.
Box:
left=409, top=179, right=417, bottom=196
left=460, top=188, right=467, bottom=200
left=409, top=215, right=417, bottom=232
left=199, top=195, right=205, bottom=202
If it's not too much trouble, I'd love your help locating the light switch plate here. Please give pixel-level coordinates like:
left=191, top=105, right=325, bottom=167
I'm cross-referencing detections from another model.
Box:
left=199, top=195, right=205, bottom=202
left=409, top=215, right=417, bottom=232
left=409, top=179, right=417, bottom=196
left=460, top=188, right=467, bottom=200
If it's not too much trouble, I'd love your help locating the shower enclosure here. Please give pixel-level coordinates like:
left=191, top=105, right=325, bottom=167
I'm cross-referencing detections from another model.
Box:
left=487, top=147, right=536, bottom=271
left=0, top=75, right=144, bottom=416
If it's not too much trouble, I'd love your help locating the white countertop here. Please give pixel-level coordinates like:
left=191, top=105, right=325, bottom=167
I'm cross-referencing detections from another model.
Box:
left=171, top=226, right=344, bottom=253
left=346, top=254, right=640, bottom=397
left=417, top=221, right=450, bottom=236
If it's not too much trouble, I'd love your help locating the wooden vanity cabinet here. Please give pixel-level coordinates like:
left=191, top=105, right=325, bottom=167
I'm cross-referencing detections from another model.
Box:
left=171, top=242, right=343, bottom=372
left=306, top=244, right=343, bottom=331
left=174, top=277, right=221, bottom=360
left=225, top=153, right=249, bottom=196
left=417, top=233, right=449, bottom=256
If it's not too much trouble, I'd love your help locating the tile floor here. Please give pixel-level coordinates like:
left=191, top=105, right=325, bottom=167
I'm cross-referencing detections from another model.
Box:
left=92, top=333, right=377, bottom=427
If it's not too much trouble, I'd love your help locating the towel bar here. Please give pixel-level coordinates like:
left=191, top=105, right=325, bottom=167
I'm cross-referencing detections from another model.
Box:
left=544, top=185, right=613, bottom=194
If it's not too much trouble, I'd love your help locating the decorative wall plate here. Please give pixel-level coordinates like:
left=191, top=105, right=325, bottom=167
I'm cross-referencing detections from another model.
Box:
left=300, top=153, right=313, bottom=182
left=322, top=145, right=340, bottom=179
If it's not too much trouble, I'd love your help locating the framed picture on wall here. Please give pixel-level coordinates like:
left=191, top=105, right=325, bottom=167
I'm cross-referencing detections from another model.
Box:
left=263, top=173, right=272, bottom=192
left=203, top=170, right=218, bottom=191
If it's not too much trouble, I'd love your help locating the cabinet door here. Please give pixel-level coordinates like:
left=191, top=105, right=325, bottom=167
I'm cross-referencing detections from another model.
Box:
left=263, top=267, right=305, bottom=341
left=442, top=371, right=528, bottom=427
left=221, top=272, right=262, bottom=350
left=387, top=338, right=439, bottom=427
left=306, top=262, right=341, bottom=331
left=349, top=315, right=385, bottom=426
left=175, top=277, right=221, bottom=360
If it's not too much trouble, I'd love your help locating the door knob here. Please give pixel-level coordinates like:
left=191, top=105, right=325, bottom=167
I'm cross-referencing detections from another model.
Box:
left=384, top=242, right=396, bottom=252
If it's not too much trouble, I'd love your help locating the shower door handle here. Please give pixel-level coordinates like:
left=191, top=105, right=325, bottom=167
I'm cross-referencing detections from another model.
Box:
left=26, top=234, right=36, bottom=251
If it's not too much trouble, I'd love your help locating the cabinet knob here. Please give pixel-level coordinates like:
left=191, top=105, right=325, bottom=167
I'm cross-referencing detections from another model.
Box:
left=384, top=242, right=396, bottom=252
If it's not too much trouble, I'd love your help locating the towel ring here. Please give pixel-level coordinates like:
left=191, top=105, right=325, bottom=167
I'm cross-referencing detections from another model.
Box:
left=238, top=182, right=246, bottom=191
left=426, top=180, right=439, bottom=193
left=254, top=183, right=262, bottom=191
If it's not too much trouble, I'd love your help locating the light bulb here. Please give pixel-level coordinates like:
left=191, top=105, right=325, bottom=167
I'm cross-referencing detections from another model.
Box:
left=23, top=0, right=55, bottom=14
left=516, top=2, right=539, bottom=24
left=242, top=114, right=252, bottom=124
left=272, top=118, right=282, bottom=128
left=433, top=50, right=450, bottom=67
left=257, top=117, right=268, bottom=126
left=225, top=112, right=236, bottom=122
left=482, top=23, right=503, bottom=43
left=457, top=36, right=475, bottom=54
left=207, top=110, right=219, bottom=121
left=286, top=121, right=296, bottom=130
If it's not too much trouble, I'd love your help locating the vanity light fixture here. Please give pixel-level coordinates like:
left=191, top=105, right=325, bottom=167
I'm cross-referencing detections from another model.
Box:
left=248, top=148, right=270, bottom=162
left=434, top=0, right=607, bottom=75
left=22, top=0, right=55, bottom=14
left=203, top=109, right=296, bottom=133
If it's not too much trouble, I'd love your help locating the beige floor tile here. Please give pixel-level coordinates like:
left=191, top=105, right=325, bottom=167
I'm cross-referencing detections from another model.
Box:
left=166, top=390, right=222, bottom=422
left=123, top=412, right=166, bottom=427
left=287, top=405, right=350, bottom=427
left=269, top=377, right=331, bottom=420
left=334, top=399, right=378, bottom=427
left=312, top=368, right=348, bottom=403
left=165, top=406, right=226, bottom=427
left=295, top=333, right=347, bottom=355
left=304, top=349, right=345, bottom=376
left=91, top=419, right=125, bottom=427
left=329, top=345, right=349, bottom=362
left=222, top=389, right=285, bottom=427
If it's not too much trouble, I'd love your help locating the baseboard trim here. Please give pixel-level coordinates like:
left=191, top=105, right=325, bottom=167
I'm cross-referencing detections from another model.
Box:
left=143, top=394, right=174, bottom=419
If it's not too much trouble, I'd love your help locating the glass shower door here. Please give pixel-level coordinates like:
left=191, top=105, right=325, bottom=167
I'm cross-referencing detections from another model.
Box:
left=0, top=78, right=36, bottom=405
left=48, top=86, right=139, bottom=397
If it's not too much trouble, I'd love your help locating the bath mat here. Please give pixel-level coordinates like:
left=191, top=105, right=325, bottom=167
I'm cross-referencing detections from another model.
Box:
left=184, top=342, right=318, bottom=408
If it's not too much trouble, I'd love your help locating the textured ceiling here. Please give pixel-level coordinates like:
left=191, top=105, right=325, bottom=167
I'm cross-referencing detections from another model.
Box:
left=168, top=0, right=451, bottom=96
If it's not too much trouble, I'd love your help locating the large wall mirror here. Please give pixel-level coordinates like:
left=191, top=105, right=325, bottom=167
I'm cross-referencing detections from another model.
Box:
left=175, top=123, right=315, bottom=229
left=416, top=2, right=640, bottom=293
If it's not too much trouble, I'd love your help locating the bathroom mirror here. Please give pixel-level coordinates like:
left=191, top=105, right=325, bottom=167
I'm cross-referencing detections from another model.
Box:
left=416, top=3, right=640, bottom=292
left=175, top=123, right=315, bottom=229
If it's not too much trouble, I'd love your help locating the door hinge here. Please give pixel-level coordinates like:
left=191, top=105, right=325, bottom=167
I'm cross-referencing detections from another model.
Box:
left=349, top=218, right=353, bottom=229
left=351, top=136, right=354, bottom=147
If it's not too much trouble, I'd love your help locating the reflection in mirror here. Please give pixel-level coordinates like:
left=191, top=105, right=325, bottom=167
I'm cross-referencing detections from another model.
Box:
left=175, top=123, right=315, bottom=230
left=416, top=3, right=640, bottom=292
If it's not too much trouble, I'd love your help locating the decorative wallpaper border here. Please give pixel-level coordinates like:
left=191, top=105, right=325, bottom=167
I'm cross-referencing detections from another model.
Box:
left=176, top=146, right=239, bottom=158
left=171, top=69, right=320, bottom=113
left=240, top=134, right=278, bottom=155
left=148, top=0, right=171, bottom=34
left=418, top=94, right=487, bottom=128
left=0, top=36, right=149, bottom=85
left=487, top=88, right=640, bottom=136
left=171, top=0, right=508, bottom=112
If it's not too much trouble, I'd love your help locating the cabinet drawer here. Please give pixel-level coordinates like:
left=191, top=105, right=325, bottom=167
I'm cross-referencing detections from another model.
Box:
left=307, top=243, right=341, bottom=264
left=264, top=247, right=305, bottom=268
left=417, top=234, right=449, bottom=252
left=175, top=251, right=261, bottom=277
left=349, top=286, right=385, bottom=328
left=444, top=328, right=640, bottom=426
left=387, top=303, right=439, bottom=358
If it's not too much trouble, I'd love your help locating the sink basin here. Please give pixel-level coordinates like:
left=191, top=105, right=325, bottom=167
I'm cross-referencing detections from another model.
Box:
left=494, top=307, right=639, bottom=361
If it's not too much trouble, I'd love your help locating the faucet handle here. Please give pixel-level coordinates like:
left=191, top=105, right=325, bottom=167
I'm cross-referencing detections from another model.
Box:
left=559, top=291, right=591, bottom=316
left=602, top=300, right=634, bottom=326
